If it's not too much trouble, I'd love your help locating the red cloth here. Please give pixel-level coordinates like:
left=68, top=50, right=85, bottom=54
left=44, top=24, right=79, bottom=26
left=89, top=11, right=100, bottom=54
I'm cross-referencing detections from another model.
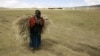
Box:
left=29, top=16, right=44, bottom=28
left=29, top=16, right=36, bottom=28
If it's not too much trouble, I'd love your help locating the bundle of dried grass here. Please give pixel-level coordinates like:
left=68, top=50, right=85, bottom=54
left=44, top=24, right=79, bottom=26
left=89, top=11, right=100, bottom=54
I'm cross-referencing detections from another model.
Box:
left=12, top=15, right=30, bottom=47
left=12, top=15, right=49, bottom=47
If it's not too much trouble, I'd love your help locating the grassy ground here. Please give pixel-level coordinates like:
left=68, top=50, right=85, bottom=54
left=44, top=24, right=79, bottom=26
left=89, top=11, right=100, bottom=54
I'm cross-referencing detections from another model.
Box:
left=0, top=10, right=100, bottom=56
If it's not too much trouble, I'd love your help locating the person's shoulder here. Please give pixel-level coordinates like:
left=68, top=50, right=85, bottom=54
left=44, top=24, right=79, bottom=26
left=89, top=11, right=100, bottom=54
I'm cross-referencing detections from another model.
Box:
left=30, top=15, right=35, bottom=19
left=41, top=17, right=44, bottom=19
left=41, top=17, right=45, bottom=21
left=30, top=15, right=34, bottom=18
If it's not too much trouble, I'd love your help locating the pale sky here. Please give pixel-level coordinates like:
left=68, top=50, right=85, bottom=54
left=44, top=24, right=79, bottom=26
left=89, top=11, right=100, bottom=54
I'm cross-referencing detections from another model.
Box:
left=0, top=0, right=100, bottom=8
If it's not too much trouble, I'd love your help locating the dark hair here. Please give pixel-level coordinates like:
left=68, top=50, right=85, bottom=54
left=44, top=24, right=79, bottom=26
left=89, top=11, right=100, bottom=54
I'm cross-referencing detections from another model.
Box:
left=35, top=10, right=41, bottom=16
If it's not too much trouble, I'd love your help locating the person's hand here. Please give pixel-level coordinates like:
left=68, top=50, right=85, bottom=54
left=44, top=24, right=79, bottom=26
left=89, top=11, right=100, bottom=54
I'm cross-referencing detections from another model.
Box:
left=38, top=19, right=43, bottom=25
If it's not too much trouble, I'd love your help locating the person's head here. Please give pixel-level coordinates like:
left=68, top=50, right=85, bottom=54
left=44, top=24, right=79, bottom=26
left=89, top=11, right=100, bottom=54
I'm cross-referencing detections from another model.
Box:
left=35, top=10, right=41, bottom=18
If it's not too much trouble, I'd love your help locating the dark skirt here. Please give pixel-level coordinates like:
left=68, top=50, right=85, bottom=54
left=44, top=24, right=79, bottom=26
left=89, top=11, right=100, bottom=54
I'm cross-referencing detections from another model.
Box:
left=29, top=33, right=41, bottom=48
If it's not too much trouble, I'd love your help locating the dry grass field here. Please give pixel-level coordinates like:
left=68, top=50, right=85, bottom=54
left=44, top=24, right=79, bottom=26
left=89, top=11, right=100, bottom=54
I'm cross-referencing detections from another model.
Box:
left=0, top=9, right=100, bottom=56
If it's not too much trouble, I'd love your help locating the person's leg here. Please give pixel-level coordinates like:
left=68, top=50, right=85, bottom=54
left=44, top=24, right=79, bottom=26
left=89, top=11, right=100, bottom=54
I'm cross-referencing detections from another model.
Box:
left=38, top=34, right=41, bottom=47
left=35, top=34, right=41, bottom=48
left=29, top=34, right=35, bottom=48
left=29, top=33, right=41, bottom=49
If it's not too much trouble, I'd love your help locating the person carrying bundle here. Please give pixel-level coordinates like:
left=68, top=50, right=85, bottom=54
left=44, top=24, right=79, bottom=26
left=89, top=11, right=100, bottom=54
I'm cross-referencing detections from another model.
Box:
left=29, top=10, right=45, bottom=49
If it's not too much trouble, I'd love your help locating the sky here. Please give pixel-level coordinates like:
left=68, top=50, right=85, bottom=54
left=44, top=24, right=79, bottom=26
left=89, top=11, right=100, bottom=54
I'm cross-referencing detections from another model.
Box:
left=0, top=0, right=100, bottom=8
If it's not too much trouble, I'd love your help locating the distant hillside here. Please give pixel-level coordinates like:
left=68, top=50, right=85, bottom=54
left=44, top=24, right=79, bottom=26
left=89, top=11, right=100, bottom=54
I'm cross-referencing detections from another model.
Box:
left=81, top=5, right=100, bottom=8
left=90, top=5, right=100, bottom=7
left=67, top=5, right=100, bottom=10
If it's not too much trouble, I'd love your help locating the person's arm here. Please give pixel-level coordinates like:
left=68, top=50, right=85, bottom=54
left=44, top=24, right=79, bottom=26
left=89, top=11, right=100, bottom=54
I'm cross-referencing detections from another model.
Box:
left=40, top=17, right=45, bottom=27
left=40, top=17, right=45, bottom=33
